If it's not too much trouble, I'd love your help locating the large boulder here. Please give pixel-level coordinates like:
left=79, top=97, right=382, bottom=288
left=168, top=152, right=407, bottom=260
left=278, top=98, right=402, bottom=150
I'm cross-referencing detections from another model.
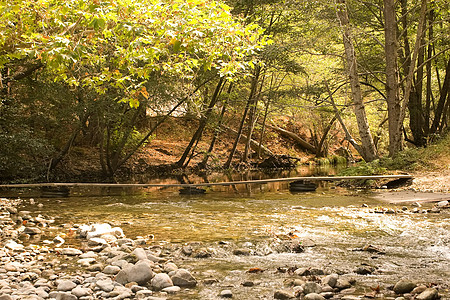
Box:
left=151, top=273, right=173, bottom=290
left=115, top=260, right=154, bottom=286
left=171, top=269, right=197, bottom=287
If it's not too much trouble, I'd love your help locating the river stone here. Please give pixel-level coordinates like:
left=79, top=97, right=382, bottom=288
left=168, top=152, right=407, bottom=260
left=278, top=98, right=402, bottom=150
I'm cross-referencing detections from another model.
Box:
left=96, top=279, right=115, bottom=292
left=305, top=293, right=326, bottom=300
left=135, top=289, right=154, bottom=298
left=58, top=248, right=82, bottom=256
left=71, top=286, right=91, bottom=297
left=304, top=282, right=322, bottom=295
left=335, top=279, right=352, bottom=290
left=436, top=200, right=449, bottom=207
left=322, top=274, right=338, bottom=288
left=162, top=286, right=181, bottom=294
left=220, top=290, right=233, bottom=298
left=151, top=273, right=173, bottom=290
left=233, top=248, right=251, bottom=256
left=87, top=237, right=107, bottom=247
left=24, top=227, right=41, bottom=235
left=116, top=260, right=153, bottom=286
left=54, top=292, right=77, bottom=300
left=132, top=248, right=148, bottom=260
left=164, top=262, right=178, bottom=273
left=393, top=279, right=416, bottom=294
left=416, top=288, right=438, bottom=300
left=274, top=290, right=295, bottom=299
left=57, top=280, right=76, bottom=292
left=411, top=285, right=427, bottom=295
left=171, top=269, right=197, bottom=287
left=103, top=265, right=121, bottom=275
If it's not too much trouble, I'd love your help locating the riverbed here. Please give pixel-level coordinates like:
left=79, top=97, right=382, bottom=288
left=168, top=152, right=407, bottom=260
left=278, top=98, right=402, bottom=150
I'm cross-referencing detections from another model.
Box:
left=13, top=180, right=449, bottom=299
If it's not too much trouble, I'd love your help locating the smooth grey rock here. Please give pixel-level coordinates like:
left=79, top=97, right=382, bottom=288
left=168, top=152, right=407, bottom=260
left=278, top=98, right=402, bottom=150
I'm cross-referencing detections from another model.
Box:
left=161, top=286, right=181, bottom=293
left=304, top=293, right=326, bottom=300
left=151, top=273, right=173, bottom=290
left=163, top=263, right=178, bottom=273
left=132, top=248, right=147, bottom=260
left=71, top=286, right=91, bottom=297
left=103, top=265, right=121, bottom=275
left=171, top=269, right=197, bottom=287
left=335, top=279, right=352, bottom=290
left=436, top=200, right=449, bottom=207
left=220, top=289, right=233, bottom=298
left=411, top=285, right=427, bottom=295
left=321, top=274, right=338, bottom=288
left=416, top=288, right=438, bottom=300
left=116, top=260, right=153, bottom=286
left=135, top=289, right=154, bottom=299
left=57, top=280, right=76, bottom=292
left=393, top=279, right=416, bottom=294
left=303, top=282, right=322, bottom=295
left=96, top=279, right=114, bottom=292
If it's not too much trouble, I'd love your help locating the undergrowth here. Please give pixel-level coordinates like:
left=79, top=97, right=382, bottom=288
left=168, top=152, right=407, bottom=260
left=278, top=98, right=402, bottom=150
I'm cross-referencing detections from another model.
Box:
left=339, top=132, right=450, bottom=176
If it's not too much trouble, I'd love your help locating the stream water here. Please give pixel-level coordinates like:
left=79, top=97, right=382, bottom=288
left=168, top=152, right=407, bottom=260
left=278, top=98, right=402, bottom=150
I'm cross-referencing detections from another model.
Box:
left=14, top=169, right=450, bottom=299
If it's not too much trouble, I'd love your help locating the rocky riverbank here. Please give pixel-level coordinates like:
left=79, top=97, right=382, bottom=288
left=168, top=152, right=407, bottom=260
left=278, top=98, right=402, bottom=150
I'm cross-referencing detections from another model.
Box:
left=0, top=197, right=448, bottom=300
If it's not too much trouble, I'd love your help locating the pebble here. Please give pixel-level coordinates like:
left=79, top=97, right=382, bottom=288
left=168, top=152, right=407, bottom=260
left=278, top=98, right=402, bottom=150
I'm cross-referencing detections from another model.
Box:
left=393, top=279, right=416, bottom=294
left=416, top=288, right=438, bottom=300
left=220, top=289, right=233, bottom=298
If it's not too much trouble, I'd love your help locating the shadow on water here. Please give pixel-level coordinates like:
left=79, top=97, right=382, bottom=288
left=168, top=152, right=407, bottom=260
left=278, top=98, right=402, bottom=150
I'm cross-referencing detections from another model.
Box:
left=11, top=166, right=450, bottom=299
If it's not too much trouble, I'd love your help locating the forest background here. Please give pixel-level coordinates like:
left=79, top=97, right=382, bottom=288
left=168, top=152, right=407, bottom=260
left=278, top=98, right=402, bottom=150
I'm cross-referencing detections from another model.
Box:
left=1, top=0, right=449, bottom=183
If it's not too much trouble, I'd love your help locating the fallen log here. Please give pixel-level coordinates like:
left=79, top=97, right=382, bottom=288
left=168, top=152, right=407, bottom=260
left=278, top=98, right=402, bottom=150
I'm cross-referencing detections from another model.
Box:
left=222, top=126, right=274, bottom=157
left=265, top=123, right=317, bottom=153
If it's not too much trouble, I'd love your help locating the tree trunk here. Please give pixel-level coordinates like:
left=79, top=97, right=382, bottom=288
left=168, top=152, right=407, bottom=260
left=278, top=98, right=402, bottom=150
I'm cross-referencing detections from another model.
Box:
left=200, top=83, right=232, bottom=168
left=384, top=0, right=402, bottom=156
left=335, top=0, right=378, bottom=162
left=265, top=123, right=317, bottom=153
left=243, top=66, right=262, bottom=162
left=424, top=9, right=434, bottom=135
left=177, top=77, right=225, bottom=167
left=430, top=57, right=450, bottom=134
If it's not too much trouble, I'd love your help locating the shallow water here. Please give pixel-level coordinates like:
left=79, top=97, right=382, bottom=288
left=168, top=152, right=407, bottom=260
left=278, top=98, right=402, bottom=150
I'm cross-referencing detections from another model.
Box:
left=18, top=178, right=450, bottom=299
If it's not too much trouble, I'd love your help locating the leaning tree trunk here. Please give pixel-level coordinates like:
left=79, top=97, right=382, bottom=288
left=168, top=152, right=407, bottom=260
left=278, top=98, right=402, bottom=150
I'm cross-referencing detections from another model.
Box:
left=177, top=77, right=225, bottom=168
left=335, top=0, right=378, bottom=162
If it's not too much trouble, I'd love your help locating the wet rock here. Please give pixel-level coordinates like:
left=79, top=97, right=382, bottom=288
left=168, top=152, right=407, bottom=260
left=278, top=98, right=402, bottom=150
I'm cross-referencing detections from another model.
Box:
left=294, top=268, right=310, bottom=276
left=274, top=290, right=295, bottom=299
left=411, top=285, right=427, bottom=295
left=87, top=237, right=107, bottom=247
left=335, top=279, right=352, bottom=290
left=193, top=248, right=213, bottom=258
left=161, top=286, right=181, bottom=294
left=416, top=288, right=438, bottom=300
left=135, top=289, right=154, bottom=298
left=304, top=293, right=326, bottom=300
left=436, top=200, right=449, bottom=207
left=242, top=281, right=254, bottom=287
left=321, top=292, right=334, bottom=299
left=303, top=282, right=322, bottom=295
left=393, top=279, right=416, bottom=294
left=151, top=273, right=173, bottom=290
left=322, top=274, right=338, bottom=288
left=171, top=269, right=197, bottom=287
left=355, top=265, right=375, bottom=275
left=24, top=227, right=41, bottom=235
left=233, top=248, right=251, bottom=256
left=87, top=263, right=103, bottom=272
left=58, top=248, right=82, bottom=256
left=220, top=289, right=233, bottom=298
left=56, top=280, right=76, bottom=291
left=116, top=260, right=153, bottom=286
left=163, top=262, right=178, bottom=273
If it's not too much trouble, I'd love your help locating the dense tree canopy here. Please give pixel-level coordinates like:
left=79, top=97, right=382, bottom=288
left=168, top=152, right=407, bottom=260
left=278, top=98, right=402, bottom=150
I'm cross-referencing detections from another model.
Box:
left=1, top=0, right=449, bottom=181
